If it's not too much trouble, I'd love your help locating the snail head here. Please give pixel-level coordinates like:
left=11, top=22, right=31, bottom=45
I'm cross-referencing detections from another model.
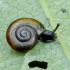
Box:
left=40, top=23, right=60, bottom=42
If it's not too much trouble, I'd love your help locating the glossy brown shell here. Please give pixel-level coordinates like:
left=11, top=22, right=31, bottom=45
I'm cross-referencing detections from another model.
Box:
left=6, top=18, right=45, bottom=52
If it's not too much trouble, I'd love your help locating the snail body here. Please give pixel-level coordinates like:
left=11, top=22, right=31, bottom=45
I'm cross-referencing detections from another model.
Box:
left=6, top=18, right=60, bottom=52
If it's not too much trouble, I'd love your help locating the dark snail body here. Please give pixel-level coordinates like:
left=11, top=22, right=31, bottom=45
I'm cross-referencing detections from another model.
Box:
left=6, top=18, right=45, bottom=51
left=6, top=18, right=60, bottom=52
left=40, top=23, right=60, bottom=42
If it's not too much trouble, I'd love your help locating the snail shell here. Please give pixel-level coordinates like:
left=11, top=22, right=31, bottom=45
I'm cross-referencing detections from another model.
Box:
left=6, top=18, right=45, bottom=52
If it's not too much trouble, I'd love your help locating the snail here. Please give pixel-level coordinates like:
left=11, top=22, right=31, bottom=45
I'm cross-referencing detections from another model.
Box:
left=6, top=18, right=60, bottom=52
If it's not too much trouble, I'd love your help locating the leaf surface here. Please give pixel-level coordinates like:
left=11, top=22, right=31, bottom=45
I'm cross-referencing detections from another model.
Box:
left=0, top=0, right=70, bottom=70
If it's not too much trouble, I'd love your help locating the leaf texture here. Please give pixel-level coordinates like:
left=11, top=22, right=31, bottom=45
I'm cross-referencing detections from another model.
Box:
left=0, top=0, right=70, bottom=70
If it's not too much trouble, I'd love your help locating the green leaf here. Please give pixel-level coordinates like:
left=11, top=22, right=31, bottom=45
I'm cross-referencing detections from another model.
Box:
left=0, top=0, right=70, bottom=70
left=39, top=0, right=70, bottom=62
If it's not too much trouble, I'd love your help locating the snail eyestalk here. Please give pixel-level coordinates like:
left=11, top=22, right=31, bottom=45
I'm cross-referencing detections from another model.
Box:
left=52, top=23, right=60, bottom=33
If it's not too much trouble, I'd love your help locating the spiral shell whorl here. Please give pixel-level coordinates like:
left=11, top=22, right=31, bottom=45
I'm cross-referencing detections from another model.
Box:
left=6, top=18, right=45, bottom=52
left=7, top=23, right=38, bottom=51
left=16, top=26, right=31, bottom=42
